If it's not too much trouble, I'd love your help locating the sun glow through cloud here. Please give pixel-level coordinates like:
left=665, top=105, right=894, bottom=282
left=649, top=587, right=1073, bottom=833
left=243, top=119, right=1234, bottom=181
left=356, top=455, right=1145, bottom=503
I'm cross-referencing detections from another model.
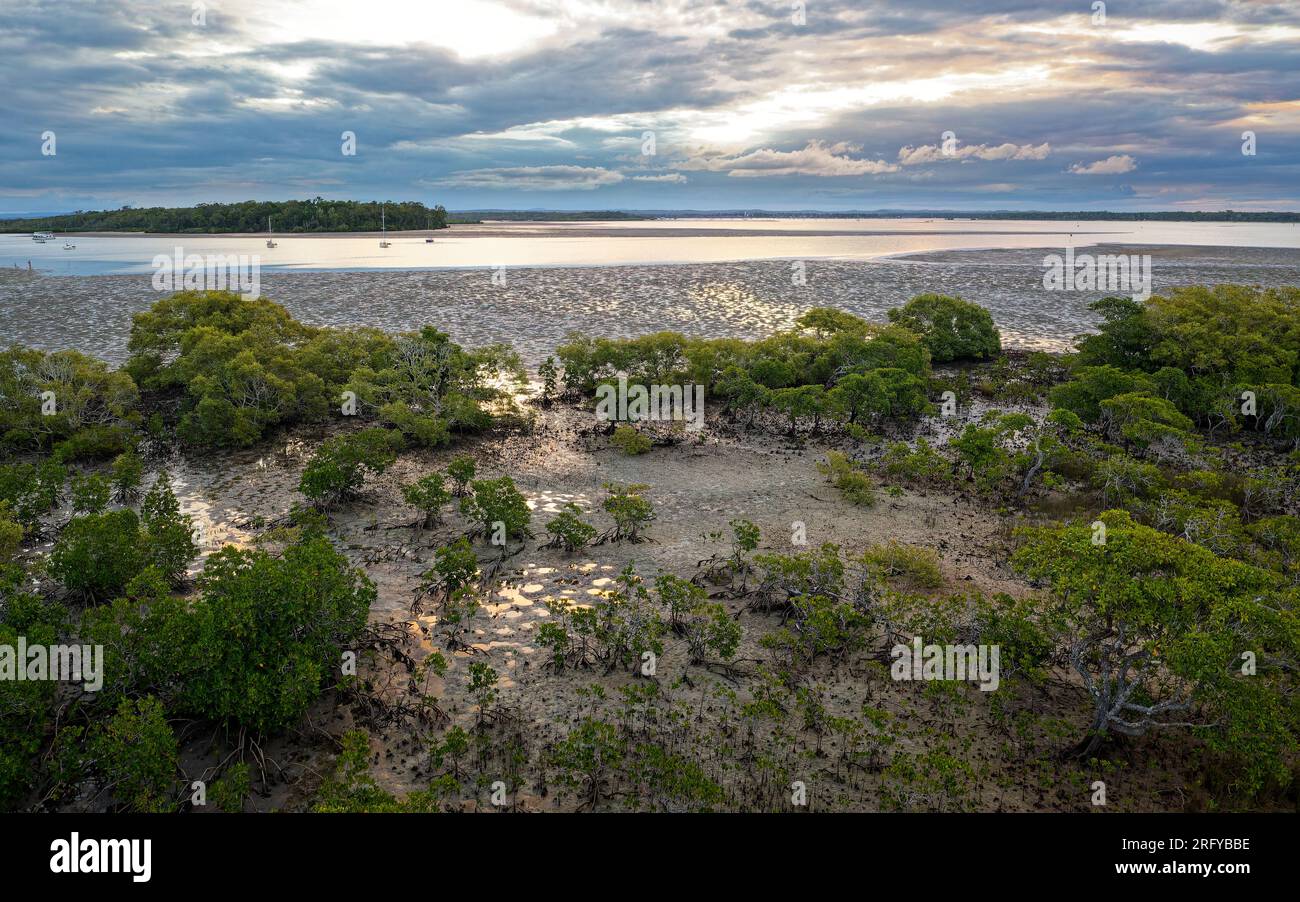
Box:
left=251, top=0, right=562, bottom=58
left=685, top=66, right=1055, bottom=146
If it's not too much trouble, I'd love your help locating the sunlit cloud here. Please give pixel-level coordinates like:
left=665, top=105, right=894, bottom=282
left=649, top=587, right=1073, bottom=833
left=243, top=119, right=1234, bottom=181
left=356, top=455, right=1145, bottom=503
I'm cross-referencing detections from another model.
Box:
left=897, top=142, right=1051, bottom=166
left=428, top=165, right=626, bottom=191
left=631, top=173, right=687, bottom=183
left=1069, top=155, right=1138, bottom=175
left=682, top=141, right=899, bottom=178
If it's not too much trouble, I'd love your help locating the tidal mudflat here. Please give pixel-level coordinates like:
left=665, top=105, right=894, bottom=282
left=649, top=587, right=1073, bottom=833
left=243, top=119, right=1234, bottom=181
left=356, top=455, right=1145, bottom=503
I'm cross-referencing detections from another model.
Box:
left=148, top=400, right=1204, bottom=813
left=7, top=244, right=1300, bottom=815
left=5, top=245, right=1300, bottom=367
left=10, top=281, right=1300, bottom=815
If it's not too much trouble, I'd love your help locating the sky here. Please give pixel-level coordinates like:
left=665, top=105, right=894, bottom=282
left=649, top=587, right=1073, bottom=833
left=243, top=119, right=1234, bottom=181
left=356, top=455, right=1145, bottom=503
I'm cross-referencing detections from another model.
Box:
left=1, top=0, right=1299, bottom=213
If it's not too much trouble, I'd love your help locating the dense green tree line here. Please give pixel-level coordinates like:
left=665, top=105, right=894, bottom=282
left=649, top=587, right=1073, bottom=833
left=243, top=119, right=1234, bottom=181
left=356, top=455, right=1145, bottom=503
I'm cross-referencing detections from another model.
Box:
left=0, top=198, right=448, bottom=234
left=1056, top=287, right=1300, bottom=442
left=0, top=347, right=139, bottom=461
left=127, top=290, right=524, bottom=448
left=1, top=290, right=524, bottom=458
left=551, top=294, right=999, bottom=436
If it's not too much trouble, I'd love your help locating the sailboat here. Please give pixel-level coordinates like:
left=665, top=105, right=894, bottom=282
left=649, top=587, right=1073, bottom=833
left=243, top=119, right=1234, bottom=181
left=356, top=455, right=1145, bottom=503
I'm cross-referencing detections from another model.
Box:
left=425, top=212, right=435, bottom=243
left=266, top=217, right=277, bottom=249
left=379, top=205, right=391, bottom=248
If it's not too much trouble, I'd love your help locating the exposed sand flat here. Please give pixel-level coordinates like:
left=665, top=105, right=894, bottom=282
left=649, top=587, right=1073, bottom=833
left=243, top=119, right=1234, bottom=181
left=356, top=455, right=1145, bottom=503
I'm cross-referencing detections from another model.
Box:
left=899, top=243, right=1300, bottom=267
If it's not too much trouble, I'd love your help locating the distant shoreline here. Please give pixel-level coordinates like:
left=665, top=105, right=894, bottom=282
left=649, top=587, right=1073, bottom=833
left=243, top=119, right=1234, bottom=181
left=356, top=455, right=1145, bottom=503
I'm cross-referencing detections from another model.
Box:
left=0, top=217, right=1272, bottom=240
left=634, top=210, right=1300, bottom=223
left=6, top=229, right=450, bottom=239
left=6, top=211, right=1300, bottom=235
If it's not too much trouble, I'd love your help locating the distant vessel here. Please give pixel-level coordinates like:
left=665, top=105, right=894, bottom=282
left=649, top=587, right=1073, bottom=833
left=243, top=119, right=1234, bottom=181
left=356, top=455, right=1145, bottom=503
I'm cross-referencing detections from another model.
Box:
left=380, top=205, right=391, bottom=248
left=425, top=213, right=435, bottom=242
left=63, top=242, right=75, bottom=250
left=32, top=231, right=53, bottom=242
left=266, top=217, right=277, bottom=248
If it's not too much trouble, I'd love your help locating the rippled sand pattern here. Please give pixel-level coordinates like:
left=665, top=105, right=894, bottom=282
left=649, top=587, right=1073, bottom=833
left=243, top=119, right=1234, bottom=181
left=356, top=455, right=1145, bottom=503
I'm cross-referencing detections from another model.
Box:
left=4, top=247, right=1300, bottom=366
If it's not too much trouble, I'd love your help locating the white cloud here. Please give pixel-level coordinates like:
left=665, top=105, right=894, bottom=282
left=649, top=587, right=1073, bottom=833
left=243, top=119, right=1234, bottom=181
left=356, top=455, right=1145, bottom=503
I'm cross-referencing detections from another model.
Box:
left=1069, top=154, right=1137, bottom=175
left=429, top=165, right=625, bottom=191
left=896, top=142, right=1051, bottom=166
left=631, top=173, right=687, bottom=183
left=681, top=141, right=899, bottom=178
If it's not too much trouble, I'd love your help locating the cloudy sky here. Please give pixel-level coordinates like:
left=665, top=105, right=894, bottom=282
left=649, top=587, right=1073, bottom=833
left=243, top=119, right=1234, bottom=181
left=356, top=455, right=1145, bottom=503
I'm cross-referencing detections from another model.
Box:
left=2, top=0, right=1298, bottom=212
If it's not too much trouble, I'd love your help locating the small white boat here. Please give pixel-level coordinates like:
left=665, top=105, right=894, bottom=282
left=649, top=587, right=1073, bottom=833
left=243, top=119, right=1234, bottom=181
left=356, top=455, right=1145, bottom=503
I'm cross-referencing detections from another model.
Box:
left=266, top=216, right=277, bottom=248
left=63, top=243, right=75, bottom=250
left=379, top=204, right=391, bottom=248
left=32, top=231, right=53, bottom=241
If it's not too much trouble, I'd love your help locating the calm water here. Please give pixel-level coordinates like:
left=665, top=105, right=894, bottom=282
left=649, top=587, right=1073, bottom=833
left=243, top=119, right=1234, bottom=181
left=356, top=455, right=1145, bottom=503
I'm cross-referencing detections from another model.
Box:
left=2, top=219, right=1299, bottom=366
left=4, top=218, right=1299, bottom=274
